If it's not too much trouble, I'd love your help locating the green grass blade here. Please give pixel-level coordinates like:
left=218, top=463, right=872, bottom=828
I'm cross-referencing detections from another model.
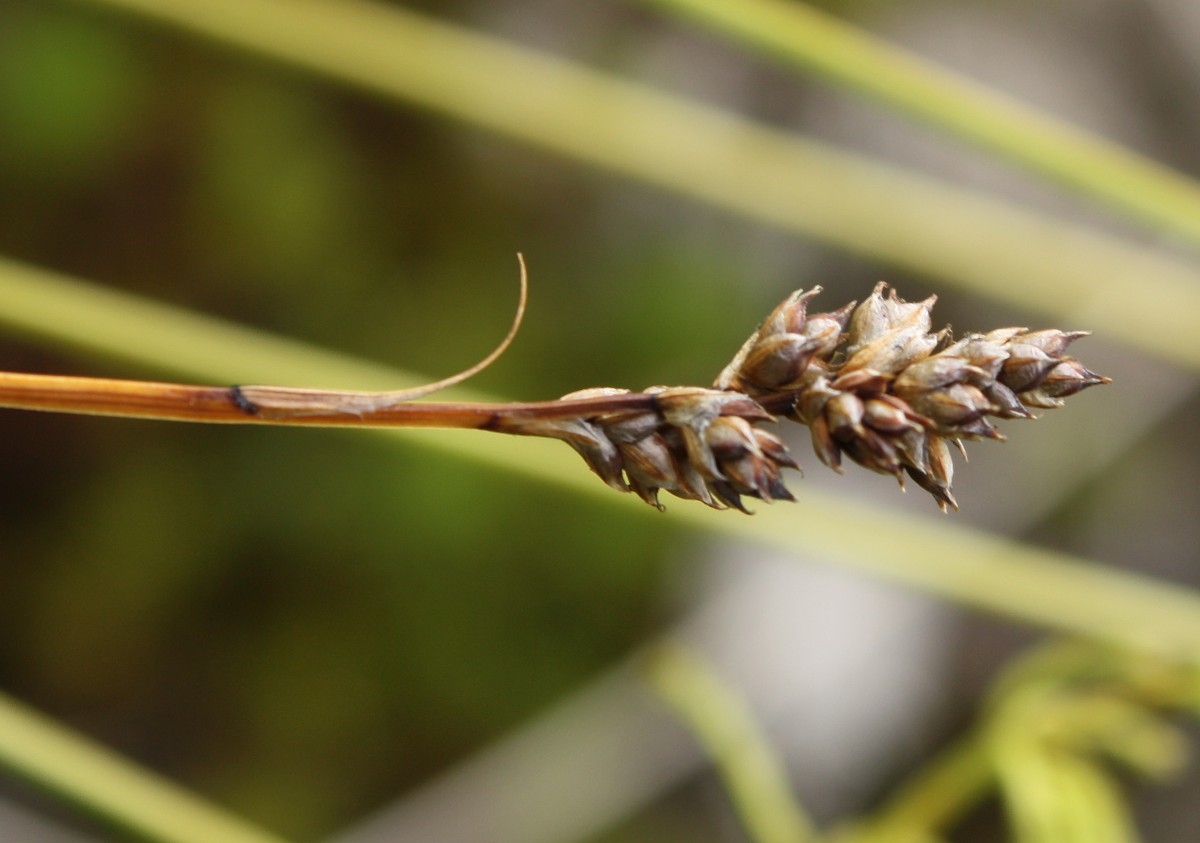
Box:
left=639, top=0, right=1200, bottom=248
left=853, top=733, right=991, bottom=843
left=0, top=692, right=289, bottom=843
left=66, top=0, right=1200, bottom=370
left=0, top=257, right=430, bottom=391
left=647, top=643, right=816, bottom=843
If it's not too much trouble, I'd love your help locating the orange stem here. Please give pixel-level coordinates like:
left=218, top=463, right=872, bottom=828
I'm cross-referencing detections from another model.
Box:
left=0, top=371, right=677, bottom=432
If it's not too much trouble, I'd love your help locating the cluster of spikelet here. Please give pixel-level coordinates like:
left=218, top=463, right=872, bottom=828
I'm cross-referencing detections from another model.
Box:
left=520, top=283, right=1109, bottom=512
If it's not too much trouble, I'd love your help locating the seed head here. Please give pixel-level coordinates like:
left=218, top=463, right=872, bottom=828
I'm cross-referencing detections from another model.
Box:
left=519, top=387, right=798, bottom=511
left=719, top=283, right=1108, bottom=510
left=511, top=282, right=1108, bottom=512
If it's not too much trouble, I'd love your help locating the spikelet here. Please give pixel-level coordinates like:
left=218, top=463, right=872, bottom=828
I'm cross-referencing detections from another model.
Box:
left=514, top=283, right=1108, bottom=512
left=521, top=387, right=797, bottom=511
left=717, top=282, right=1109, bottom=511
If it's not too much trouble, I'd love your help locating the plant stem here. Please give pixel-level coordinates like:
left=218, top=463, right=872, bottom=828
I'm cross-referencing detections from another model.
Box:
left=0, top=692, right=289, bottom=843
left=647, top=643, right=816, bottom=843
left=850, top=734, right=992, bottom=843
left=0, top=370, right=665, bottom=430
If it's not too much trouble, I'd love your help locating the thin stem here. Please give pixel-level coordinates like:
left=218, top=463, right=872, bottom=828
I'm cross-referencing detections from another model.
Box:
left=0, top=250, right=651, bottom=430
left=0, top=692, right=289, bottom=843
left=0, top=370, right=668, bottom=430
left=851, top=733, right=992, bottom=843
left=647, top=642, right=817, bottom=843
left=366, top=251, right=529, bottom=403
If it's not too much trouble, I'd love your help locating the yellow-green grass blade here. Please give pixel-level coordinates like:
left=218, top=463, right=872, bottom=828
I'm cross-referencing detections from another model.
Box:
left=67, top=0, right=1200, bottom=371
left=640, top=0, right=1200, bottom=249
left=647, top=643, right=816, bottom=843
left=0, top=692, right=289, bottom=843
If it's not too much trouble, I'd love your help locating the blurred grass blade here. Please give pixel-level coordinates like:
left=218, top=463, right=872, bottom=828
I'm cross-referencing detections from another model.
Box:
left=647, top=643, right=815, bottom=843
left=854, top=733, right=991, bottom=843
left=723, top=500, right=1200, bottom=663
left=992, top=734, right=1063, bottom=843
left=5, top=256, right=1200, bottom=660
left=0, top=255, right=432, bottom=391
left=67, top=0, right=1200, bottom=371
left=1081, top=698, right=1188, bottom=780
left=0, top=692, right=289, bottom=843
left=639, top=0, right=1200, bottom=249
left=1043, top=754, right=1138, bottom=843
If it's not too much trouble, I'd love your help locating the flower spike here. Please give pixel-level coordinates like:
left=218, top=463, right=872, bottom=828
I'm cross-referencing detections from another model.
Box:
left=0, top=268, right=1109, bottom=512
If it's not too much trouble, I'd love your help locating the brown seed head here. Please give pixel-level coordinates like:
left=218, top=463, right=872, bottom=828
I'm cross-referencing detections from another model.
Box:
left=508, top=282, right=1108, bottom=512
left=731, top=283, right=1109, bottom=509
left=517, top=386, right=800, bottom=511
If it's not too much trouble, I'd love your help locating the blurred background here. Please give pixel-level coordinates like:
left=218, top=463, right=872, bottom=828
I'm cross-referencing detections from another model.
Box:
left=0, top=0, right=1197, bottom=840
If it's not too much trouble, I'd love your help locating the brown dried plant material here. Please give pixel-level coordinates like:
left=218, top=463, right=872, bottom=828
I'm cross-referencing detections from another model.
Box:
left=712, top=282, right=1109, bottom=511
left=520, top=387, right=796, bottom=512
left=526, top=283, right=1108, bottom=512
left=0, top=272, right=1109, bottom=513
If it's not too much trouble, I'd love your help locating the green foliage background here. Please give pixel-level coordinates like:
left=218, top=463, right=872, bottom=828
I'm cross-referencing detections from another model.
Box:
left=0, top=1, right=1198, bottom=841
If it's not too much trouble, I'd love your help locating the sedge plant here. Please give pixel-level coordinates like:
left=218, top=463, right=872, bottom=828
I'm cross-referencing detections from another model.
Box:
left=0, top=258, right=1107, bottom=513
left=0, top=2, right=1188, bottom=842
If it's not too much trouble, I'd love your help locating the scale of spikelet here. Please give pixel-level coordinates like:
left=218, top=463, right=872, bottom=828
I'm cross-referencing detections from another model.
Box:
left=717, top=283, right=1109, bottom=510
left=526, top=386, right=798, bottom=512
